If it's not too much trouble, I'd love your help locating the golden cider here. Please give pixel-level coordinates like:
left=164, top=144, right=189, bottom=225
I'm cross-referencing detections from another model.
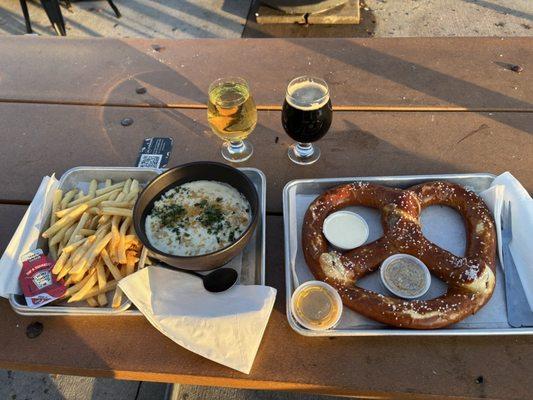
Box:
left=207, top=81, right=257, bottom=142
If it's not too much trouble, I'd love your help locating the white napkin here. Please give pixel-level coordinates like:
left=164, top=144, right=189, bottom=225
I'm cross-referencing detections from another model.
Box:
left=483, top=172, right=533, bottom=311
left=119, top=266, right=277, bottom=374
left=0, top=175, right=59, bottom=297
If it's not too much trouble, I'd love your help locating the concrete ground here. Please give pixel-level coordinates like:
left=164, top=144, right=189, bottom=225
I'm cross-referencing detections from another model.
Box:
left=0, top=0, right=532, bottom=399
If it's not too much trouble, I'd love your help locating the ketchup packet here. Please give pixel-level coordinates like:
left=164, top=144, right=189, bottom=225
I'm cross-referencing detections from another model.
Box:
left=19, top=249, right=66, bottom=308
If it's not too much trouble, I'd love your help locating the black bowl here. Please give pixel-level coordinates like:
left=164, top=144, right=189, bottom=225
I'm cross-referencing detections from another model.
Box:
left=133, top=162, right=259, bottom=271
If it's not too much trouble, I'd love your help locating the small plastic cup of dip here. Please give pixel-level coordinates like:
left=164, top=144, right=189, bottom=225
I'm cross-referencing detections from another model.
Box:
left=291, top=280, right=343, bottom=331
left=323, top=211, right=369, bottom=250
left=380, top=254, right=431, bottom=299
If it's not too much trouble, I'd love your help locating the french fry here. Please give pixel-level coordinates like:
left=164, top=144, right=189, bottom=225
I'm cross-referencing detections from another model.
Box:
left=88, top=179, right=98, bottom=197
left=86, top=297, right=99, bottom=307
left=49, top=244, right=58, bottom=261
left=100, top=201, right=133, bottom=208
left=112, top=287, right=123, bottom=308
left=42, top=204, right=89, bottom=238
left=101, top=249, right=123, bottom=281
left=64, top=269, right=95, bottom=298
left=72, top=280, right=117, bottom=302
left=129, top=179, right=139, bottom=194
left=52, top=251, right=69, bottom=275
left=61, top=238, right=85, bottom=254
left=88, top=215, right=100, bottom=230
left=51, top=189, right=63, bottom=226
left=95, top=259, right=108, bottom=306
left=122, top=178, right=132, bottom=195
left=49, top=225, right=70, bottom=246
left=57, top=256, right=73, bottom=280
left=138, top=246, right=148, bottom=270
left=71, top=232, right=112, bottom=275
left=66, top=194, right=92, bottom=209
left=62, top=223, right=77, bottom=245
left=67, top=213, right=90, bottom=246
left=68, top=270, right=99, bottom=302
left=124, top=235, right=140, bottom=248
left=71, top=235, right=94, bottom=261
left=117, top=218, right=131, bottom=263
left=125, top=256, right=136, bottom=276
left=95, top=181, right=126, bottom=196
left=101, top=207, right=133, bottom=218
left=79, top=229, right=96, bottom=236
left=71, top=270, right=88, bottom=283
left=60, top=189, right=76, bottom=210
left=105, top=179, right=112, bottom=188
left=57, top=189, right=120, bottom=218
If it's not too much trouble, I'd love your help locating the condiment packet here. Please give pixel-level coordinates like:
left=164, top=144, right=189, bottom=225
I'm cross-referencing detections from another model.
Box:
left=18, top=249, right=66, bottom=308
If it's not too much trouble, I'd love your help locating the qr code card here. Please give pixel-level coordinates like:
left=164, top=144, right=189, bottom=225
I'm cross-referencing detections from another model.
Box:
left=136, top=137, right=173, bottom=168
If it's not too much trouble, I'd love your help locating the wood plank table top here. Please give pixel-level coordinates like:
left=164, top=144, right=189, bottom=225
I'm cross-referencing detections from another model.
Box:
left=0, top=37, right=532, bottom=400
left=0, top=37, right=531, bottom=110
left=0, top=106, right=530, bottom=209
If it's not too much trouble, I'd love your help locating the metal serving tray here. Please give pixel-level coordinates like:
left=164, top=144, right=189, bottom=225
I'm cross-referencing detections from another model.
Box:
left=283, top=173, right=533, bottom=336
left=10, top=166, right=266, bottom=317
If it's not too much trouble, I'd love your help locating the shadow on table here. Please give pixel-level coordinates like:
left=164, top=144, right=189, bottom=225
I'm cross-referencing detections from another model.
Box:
left=286, top=38, right=533, bottom=135
left=103, top=37, right=532, bottom=138
left=461, top=0, right=533, bottom=21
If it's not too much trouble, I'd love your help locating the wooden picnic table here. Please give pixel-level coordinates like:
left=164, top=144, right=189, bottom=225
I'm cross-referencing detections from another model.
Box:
left=0, top=36, right=532, bottom=400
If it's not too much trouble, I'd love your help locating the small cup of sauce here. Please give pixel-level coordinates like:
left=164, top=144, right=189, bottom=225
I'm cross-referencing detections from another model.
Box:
left=323, top=211, right=369, bottom=250
left=291, top=281, right=343, bottom=331
left=380, top=254, right=431, bottom=299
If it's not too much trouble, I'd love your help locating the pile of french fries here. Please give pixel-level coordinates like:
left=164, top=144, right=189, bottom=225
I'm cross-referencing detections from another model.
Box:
left=43, top=178, right=151, bottom=308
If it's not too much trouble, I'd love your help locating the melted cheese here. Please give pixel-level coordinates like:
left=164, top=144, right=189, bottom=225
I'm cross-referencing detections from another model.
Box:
left=145, top=180, right=250, bottom=256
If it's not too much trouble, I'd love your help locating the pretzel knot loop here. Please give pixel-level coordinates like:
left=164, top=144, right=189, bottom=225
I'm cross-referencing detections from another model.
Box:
left=302, top=181, right=496, bottom=329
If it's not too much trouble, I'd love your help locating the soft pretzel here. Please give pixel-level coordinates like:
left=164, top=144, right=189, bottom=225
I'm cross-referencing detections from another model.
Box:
left=302, top=181, right=496, bottom=329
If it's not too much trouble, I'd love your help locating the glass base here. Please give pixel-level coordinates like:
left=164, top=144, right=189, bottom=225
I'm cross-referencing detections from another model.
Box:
left=288, top=143, right=320, bottom=165
left=221, top=139, right=253, bottom=163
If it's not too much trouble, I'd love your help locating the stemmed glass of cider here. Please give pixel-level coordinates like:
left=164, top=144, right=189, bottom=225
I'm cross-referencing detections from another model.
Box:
left=207, top=77, right=257, bottom=163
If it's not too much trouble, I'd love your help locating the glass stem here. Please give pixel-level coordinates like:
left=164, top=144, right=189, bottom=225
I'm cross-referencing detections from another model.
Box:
left=227, top=140, right=244, bottom=154
left=294, top=142, right=314, bottom=158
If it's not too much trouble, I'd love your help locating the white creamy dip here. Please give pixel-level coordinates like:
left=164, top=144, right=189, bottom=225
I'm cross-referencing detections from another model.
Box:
left=145, top=180, right=251, bottom=256
left=323, top=211, right=369, bottom=250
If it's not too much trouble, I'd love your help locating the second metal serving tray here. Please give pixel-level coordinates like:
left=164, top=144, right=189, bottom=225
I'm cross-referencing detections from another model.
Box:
left=283, top=173, right=533, bottom=336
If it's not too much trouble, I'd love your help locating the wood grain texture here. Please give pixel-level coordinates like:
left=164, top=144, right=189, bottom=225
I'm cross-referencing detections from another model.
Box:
left=0, top=37, right=531, bottom=110
left=0, top=103, right=530, bottom=212
left=0, top=212, right=532, bottom=399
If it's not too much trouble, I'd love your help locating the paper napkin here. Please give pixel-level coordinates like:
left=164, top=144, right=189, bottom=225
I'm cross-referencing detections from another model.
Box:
left=0, top=175, right=58, bottom=297
left=119, top=266, right=277, bottom=374
left=484, top=172, right=533, bottom=311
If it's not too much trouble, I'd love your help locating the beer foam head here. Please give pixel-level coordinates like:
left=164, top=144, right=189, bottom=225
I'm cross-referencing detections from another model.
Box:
left=286, top=78, right=330, bottom=111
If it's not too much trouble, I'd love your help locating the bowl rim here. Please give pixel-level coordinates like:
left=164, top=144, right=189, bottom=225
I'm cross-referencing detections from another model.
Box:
left=133, top=161, right=259, bottom=260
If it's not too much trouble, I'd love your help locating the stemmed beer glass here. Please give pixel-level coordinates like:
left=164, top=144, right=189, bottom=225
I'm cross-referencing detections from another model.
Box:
left=282, top=76, right=332, bottom=165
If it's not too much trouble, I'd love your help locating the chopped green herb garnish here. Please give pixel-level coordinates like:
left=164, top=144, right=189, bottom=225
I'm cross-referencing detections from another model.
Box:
left=198, top=204, right=224, bottom=230
left=154, top=204, right=186, bottom=227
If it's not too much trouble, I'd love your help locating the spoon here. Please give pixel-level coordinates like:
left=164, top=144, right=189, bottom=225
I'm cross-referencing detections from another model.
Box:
left=157, top=262, right=239, bottom=293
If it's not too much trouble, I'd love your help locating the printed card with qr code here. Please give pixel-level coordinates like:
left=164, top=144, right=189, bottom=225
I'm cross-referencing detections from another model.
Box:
left=136, top=137, right=173, bottom=169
